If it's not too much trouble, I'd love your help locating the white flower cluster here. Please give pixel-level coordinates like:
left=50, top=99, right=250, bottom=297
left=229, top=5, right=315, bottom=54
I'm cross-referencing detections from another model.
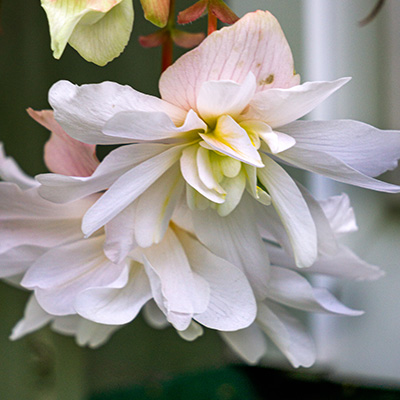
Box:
left=1, top=11, right=399, bottom=367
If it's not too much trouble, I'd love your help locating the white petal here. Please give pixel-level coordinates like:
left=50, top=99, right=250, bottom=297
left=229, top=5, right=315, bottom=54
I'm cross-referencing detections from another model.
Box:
left=240, top=121, right=296, bottom=154
left=75, top=262, right=152, bottom=324
left=142, top=300, right=169, bottom=329
left=196, top=146, right=225, bottom=193
left=10, top=295, right=52, bottom=340
left=142, top=229, right=210, bottom=330
left=82, top=144, right=185, bottom=237
left=192, top=195, right=270, bottom=300
left=104, top=201, right=137, bottom=263
left=104, top=108, right=206, bottom=142
left=73, top=319, right=121, bottom=348
left=257, top=302, right=316, bottom=368
left=267, top=244, right=384, bottom=281
left=0, top=245, right=47, bottom=278
left=197, top=72, right=256, bottom=124
left=0, top=144, right=38, bottom=189
left=200, top=115, right=263, bottom=167
left=180, top=145, right=226, bottom=204
left=220, top=324, right=267, bottom=364
left=216, top=169, right=246, bottom=217
left=37, top=143, right=169, bottom=203
left=177, top=228, right=256, bottom=331
left=246, top=78, right=349, bottom=128
left=281, top=120, right=400, bottom=177
left=319, top=193, right=358, bottom=236
left=49, top=80, right=186, bottom=144
left=177, top=321, right=204, bottom=341
left=22, top=236, right=126, bottom=315
left=258, top=155, right=317, bottom=268
left=278, top=146, right=400, bottom=193
left=268, top=266, right=363, bottom=316
left=135, top=164, right=185, bottom=248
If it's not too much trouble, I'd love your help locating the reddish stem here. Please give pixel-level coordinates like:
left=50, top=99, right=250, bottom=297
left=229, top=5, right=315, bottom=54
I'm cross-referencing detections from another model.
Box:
left=160, top=0, right=176, bottom=73
left=207, top=8, right=218, bottom=35
left=161, top=34, right=173, bottom=72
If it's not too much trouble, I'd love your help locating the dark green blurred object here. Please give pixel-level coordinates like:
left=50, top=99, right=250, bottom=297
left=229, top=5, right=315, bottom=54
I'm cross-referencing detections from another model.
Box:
left=89, top=366, right=400, bottom=400
left=89, top=367, right=258, bottom=400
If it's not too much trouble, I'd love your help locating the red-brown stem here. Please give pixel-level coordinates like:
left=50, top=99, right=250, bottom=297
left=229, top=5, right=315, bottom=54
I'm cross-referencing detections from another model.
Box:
left=161, top=34, right=173, bottom=72
left=207, top=8, right=218, bottom=35
left=160, top=0, right=176, bottom=73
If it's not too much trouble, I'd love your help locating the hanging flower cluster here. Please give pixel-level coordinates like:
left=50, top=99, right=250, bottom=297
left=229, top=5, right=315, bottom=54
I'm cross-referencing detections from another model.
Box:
left=1, top=10, right=399, bottom=367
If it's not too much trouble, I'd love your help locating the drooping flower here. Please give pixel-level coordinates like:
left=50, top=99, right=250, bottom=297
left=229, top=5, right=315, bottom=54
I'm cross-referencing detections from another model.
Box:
left=0, top=114, right=257, bottom=340
left=37, top=10, right=400, bottom=275
left=41, top=0, right=134, bottom=65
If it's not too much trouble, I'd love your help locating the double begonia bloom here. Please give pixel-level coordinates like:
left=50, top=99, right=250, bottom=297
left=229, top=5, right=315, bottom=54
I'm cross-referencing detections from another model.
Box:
left=41, top=0, right=134, bottom=65
left=0, top=128, right=381, bottom=367
left=38, top=10, right=400, bottom=276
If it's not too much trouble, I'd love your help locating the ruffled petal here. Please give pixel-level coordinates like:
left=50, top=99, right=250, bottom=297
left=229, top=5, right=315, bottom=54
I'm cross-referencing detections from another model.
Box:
left=257, top=302, right=316, bottom=368
left=160, top=10, right=299, bottom=111
left=245, top=78, right=349, bottom=128
left=177, top=228, right=256, bottom=331
left=82, top=144, right=185, bottom=236
left=75, top=262, right=152, bottom=324
left=268, top=266, right=363, bottom=316
left=103, top=108, right=206, bottom=142
left=281, top=119, right=400, bottom=177
left=192, top=195, right=270, bottom=300
left=220, top=324, right=267, bottom=364
left=49, top=80, right=186, bottom=144
left=257, top=155, right=317, bottom=268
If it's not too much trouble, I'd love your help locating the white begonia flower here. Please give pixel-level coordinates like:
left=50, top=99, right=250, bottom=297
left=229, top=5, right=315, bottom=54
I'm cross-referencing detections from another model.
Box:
left=38, top=10, right=400, bottom=272
left=0, top=130, right=381, bottom=367
left=0, top=124, right=257, bottom=337
left=41, top=0, right=134, bottom=66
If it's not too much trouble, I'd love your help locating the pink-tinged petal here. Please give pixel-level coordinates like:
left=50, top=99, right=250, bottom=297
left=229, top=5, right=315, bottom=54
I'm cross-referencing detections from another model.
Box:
left=22, top=236, right=126, bottom=315
left=245, top=78, right=349, bottom=129
left=257, top=302, right=316, bottom=368
left=140, top=0, right=170, bottom=28
left=134, top=164, right=185, bottom=248
left=28, top=108, right=99, bottom=177
left=200, top=115, right=263, bottom=167
left=0, top=144, right=38, bottom=189
left=81, top=144, right=185, bottom=237
left=278, top=146, right=400, bottom=193
left=75, top=262, right=152, bottom=324
left=177, top=228, right=256, bottom=331
left=49, top=80, right=187, bottom=145
left=37, top=143, right=169, bottom=203
left=142, top=229, right=210, bottom=330
left=267, top=244, right=384, bottom=282
left=160, top=10, right=299, bottom=111
left=268, top=266, right=363, bottom=316
left=196, top=73, right=256, bottom=124
left=10, top=295, right=53, bottom=341
left=280, top=120, right=400, bottom=178
left=192, top=195, right=270, bottom=300
left=220, top=324, right=267, bottom=365
left=258, top=155, right=318, bottom=268
left=103, top=108, right=206, bottom=142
